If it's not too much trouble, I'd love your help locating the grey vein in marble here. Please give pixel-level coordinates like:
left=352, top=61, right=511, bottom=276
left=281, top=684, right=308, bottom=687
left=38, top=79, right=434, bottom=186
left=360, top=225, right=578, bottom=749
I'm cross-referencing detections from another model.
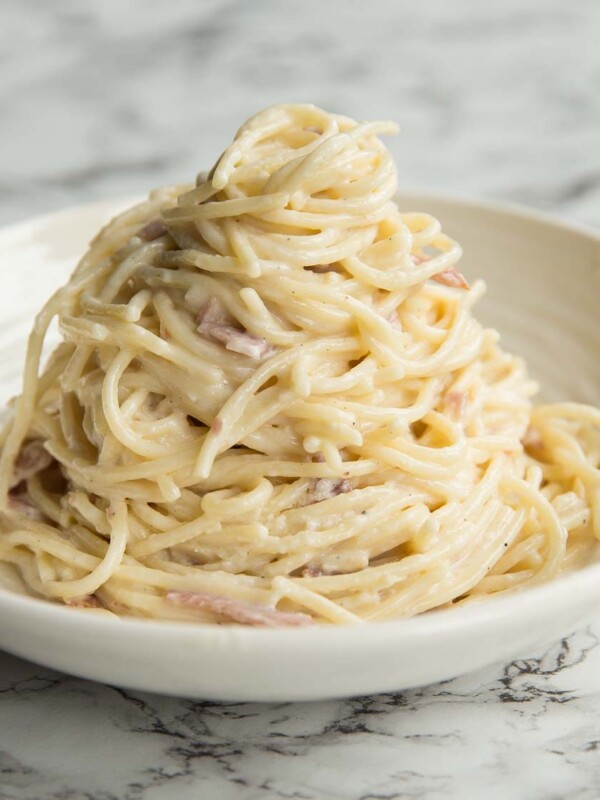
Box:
left=2, top=627, right=600, bottom=800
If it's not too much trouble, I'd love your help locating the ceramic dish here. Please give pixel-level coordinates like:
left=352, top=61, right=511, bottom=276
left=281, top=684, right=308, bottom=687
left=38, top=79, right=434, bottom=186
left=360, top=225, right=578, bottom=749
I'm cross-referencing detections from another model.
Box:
left=0, top=193, right=598, bottom=701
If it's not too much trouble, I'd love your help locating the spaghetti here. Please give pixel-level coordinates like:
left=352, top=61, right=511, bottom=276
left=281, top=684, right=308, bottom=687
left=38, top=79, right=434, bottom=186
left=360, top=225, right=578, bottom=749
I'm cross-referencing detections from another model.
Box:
left=0, top=103, right=598, bottom=625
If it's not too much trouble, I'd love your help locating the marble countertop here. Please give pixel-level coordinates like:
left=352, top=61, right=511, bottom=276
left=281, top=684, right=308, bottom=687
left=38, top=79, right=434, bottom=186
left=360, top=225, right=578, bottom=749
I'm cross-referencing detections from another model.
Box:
left=2, top=0, right=600, bottom=797
left=2, top=626, right=600, bottom=800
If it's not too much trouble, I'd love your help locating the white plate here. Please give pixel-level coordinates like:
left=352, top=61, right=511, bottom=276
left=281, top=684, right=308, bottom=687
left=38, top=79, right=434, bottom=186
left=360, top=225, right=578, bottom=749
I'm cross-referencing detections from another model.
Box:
left=0, top=193, right=599, bottom=702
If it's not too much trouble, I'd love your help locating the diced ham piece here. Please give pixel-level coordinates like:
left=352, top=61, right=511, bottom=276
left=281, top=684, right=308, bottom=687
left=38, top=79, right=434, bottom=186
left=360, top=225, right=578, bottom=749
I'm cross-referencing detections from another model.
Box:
left=443, top=391, right=468, bottom=421
left=167, top=591, right=315, bottom=627
left=137, top=219, right=168, bottom=241
left=412, top=254, right=470, bottom=290
left=7, top=490, right=45, bottom=521
left=387, top=308, right=400, bottom=327
left=10, top=440, right=53, bottom=489
left=197, top=297, right=272, bottom=359
left=302, top=563, right=345, bottom=578
left=302, top=566, right=327, bottom=577
left=66, top=595, right=103, bottom=609
left=432, top=267, right=470, bottom=290
left=198, top=296, right=231, bottom=327
left=218, top=329, right=271, bottom=359
left=306, top=478, right=351, bottom=505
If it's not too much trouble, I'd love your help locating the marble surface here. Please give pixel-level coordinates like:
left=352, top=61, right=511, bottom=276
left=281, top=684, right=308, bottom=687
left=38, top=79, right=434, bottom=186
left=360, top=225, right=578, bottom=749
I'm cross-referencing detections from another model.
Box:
left=2, top=0, right=600, bottom=798
left=3, top=628, right=600, bottom=800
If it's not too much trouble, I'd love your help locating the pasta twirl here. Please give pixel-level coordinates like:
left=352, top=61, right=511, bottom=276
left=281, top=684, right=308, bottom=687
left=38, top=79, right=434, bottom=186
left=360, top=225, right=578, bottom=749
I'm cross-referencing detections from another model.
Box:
left=0, top=103, right=599, bottom=626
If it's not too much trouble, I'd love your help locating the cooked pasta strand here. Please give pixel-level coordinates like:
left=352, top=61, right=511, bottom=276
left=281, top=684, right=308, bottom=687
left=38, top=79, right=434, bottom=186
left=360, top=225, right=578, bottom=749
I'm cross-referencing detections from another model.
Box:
left=0, top=104, right=598, bottom=625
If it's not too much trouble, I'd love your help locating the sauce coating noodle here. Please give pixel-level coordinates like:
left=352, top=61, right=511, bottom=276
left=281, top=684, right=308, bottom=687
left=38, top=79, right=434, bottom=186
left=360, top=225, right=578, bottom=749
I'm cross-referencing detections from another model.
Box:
left=0, top=104, right=598, bottom=625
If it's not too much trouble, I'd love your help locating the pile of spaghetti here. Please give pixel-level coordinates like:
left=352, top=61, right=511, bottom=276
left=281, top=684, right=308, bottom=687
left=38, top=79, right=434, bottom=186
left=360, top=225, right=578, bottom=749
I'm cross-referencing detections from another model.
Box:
left=0, top=104, right=598, bottom=626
